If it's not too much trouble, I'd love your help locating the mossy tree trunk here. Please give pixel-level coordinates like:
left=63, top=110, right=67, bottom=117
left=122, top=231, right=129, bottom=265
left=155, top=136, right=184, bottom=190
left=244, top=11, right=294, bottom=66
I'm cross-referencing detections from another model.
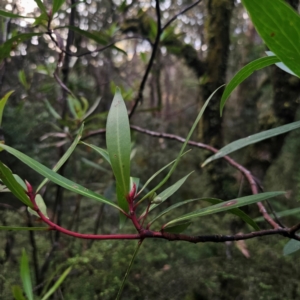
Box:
left=200, top=0, right=234, bottom=148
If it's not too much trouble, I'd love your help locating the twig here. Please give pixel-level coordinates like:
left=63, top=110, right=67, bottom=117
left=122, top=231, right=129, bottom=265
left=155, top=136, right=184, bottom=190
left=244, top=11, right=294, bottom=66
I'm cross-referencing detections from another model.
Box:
left=47, top=32, right=147, bottom=57
left=162, top=0, right=202, bottom=31
left=129, top=0, right=162, bottom=118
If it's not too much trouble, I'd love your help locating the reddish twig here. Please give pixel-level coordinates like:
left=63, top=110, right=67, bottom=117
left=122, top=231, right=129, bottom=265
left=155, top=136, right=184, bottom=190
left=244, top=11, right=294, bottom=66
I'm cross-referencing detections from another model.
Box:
left=25, top=180, right=300, bottom=243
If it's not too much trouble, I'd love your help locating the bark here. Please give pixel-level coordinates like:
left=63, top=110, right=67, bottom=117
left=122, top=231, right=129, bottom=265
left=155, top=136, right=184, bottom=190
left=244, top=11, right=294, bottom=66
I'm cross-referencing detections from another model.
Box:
left=200, top=0, right=234, bottom=148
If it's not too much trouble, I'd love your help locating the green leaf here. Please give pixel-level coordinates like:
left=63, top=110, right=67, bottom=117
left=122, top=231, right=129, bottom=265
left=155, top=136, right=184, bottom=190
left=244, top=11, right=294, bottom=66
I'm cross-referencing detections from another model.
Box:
left=164, top=191, right=285, bottom=228
left=41, top=267, right=71, bottom=300
left=20, top=249, right=34, bottom=300
left=81, top=157, right=110, bottom=173
left=0, top=90, right=14, bottom=127
left=18, top=70, right=30, bottom=90
left=0, top=10, right=31, bottom=19
left=130, top=177, right=139, bottom=193
left=220, top=56, right=279, bottom=115
left=64, top=25, right=108, bottom=45
left=142, top=172, right=193, bottom=218
left=67, top=95, right=81, bottom=119
left=202, top=120, right=300, bottom=167
left=43, top=99, right=62, bottom=119
left=242, top=0, right=300, bottom=78
left=37, top=123, right=84, bottom=192
left=0, top=33, right=43, bottom=62
left=0, top=143, right=122, bottom=211
left=0, top=162, right=32, bottom=207
left=13, top=174, right=27, bottom=190
left=52, top=0, right=66, bottom=14
left=283, top=239, right=300, bottom=256
left=265, top=51, right=296, bottom=76
left=0, top=226, right=48, bottom=230
left=12, top=285, right=26, bottom=300
left=138, top=150, right=190, bottom=196
left=164, top=222, right=191, bottom=234
left=106, top=88, right=131, bottom=214
left=254, top=207, right=300, bottom=222
left=149, top=198, right=260, bottom=231
left=82, top=97, right=101, bottom=120
left=139, top=85, right=224, bottom=204
left=80, top=141, right=111, bottom=165
left=34, top=0, right=47, bottom=15
left=28, top=194, right=49, bottom=218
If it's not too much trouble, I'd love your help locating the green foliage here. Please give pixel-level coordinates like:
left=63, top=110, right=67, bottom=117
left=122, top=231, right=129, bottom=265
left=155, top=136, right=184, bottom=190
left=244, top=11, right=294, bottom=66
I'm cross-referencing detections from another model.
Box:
left=0, top=91, right=14, bottom=127
left=20, top=249, right=33, bottom=300
left=2, top=0, right=300, bottom=298
left=106, top=88, right=131, bottom=218
left=0, top=143, right=119, bottom=210
left=242, top=0, right=300, bottom=78
left=220, top=56, right=280, bottom=115
left=164, top=191, right=285, bottom=228
left=203, top=120, right=300, bottom=166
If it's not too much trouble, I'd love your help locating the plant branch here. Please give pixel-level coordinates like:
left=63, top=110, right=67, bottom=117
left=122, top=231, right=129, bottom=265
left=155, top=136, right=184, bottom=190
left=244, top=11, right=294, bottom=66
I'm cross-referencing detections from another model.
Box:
left=82, top=124, right=279, bottom=229
left=129, top=0, right=162, bottom=118
left=25, top=181, right=300, bottom=243
left=162, top=0, right=202, bottom=31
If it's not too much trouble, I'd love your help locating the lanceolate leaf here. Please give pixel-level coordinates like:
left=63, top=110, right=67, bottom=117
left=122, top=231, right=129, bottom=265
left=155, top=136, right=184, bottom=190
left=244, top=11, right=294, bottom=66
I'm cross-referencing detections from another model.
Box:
left=242, top=0, right=300, bottom=78
left=20, top=249, right=34, bottom=300
left=80, top=141, right=111, bottom=165
left=52, top=0, right=66, bottom=14
left=0, top=90, right=14, bottom=127
left=0, top=10, right=31, bottom=18
left=106, top=88, right=131, bottom=213
left=64, top=26, right=108, bottom=45
left=0, top=144, right=121, bottom=211
left=220, top=56, right=280, bottom=115
left=164, top=191, right=285, bottom=228
left=254, top=207, right=300, bottom=222
left=41, top=267, right=72, bottom=300
left=202, top=120, right=300, bottom=167
left=43, top=99, right=62, bottom=119
left=37, top=123, right=84, bottom=192
left=283, top=239, right=300, bottom=256
left=34, top=0, right=47, bottom=15
left=142, top=172, right=193, bottom=218
left=83, top=97, right=101, bottom=121
left=28, top=194, right=49, bottom=218
left=0, top=162, right=32, bottom=207
left=149, top=198, right=260, bottom=231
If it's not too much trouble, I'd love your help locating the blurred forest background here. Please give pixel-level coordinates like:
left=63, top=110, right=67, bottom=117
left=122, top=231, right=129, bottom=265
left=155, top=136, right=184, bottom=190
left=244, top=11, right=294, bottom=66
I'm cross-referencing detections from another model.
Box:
left=1, top=0, right=300, bottom=299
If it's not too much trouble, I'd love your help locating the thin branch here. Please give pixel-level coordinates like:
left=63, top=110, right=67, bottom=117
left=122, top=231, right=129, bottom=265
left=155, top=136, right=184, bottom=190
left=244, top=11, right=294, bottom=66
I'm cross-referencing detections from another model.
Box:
left=27, top=194, right=300, bottom=243
left=48, top=30, right=147, bottom=57
left=162, top=0, right=202, bottom=31
left=129, top=0, right=162, bottom=118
